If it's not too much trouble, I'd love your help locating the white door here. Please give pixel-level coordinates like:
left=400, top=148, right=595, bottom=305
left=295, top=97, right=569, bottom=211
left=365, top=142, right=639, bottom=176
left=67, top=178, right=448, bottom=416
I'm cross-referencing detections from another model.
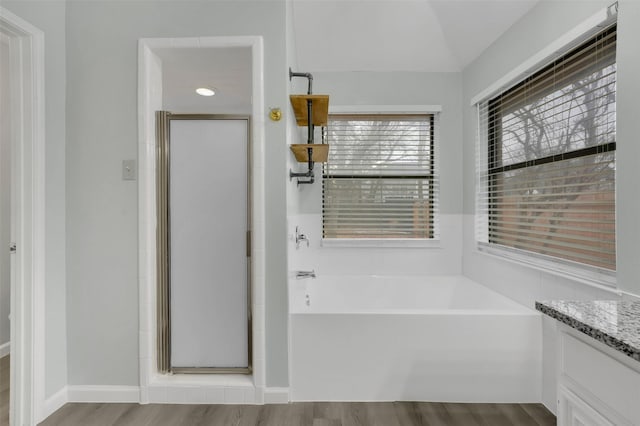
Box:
left=0, top=32, right=12, bottom=360
left=168, top=116, right=250, bottom=370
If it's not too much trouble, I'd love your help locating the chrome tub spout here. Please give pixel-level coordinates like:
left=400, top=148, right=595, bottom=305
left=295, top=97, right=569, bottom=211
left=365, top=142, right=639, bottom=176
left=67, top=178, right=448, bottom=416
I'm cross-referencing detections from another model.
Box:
left=296, top=270, right=316, bottom=279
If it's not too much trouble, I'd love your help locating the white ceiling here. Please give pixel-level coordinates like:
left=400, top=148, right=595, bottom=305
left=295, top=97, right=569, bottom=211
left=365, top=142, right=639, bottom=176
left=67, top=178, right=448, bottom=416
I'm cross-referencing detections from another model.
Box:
left=155, top=1, right=538, bottom=112
left=156, top=47, right=252, bottom=114
left=292, top=0, right=539, bottom=72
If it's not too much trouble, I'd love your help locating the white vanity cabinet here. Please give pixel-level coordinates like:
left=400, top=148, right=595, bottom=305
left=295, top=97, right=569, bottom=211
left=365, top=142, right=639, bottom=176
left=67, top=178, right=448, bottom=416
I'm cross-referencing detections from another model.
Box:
left=557, top=328, right=640, bottom=426
left=558, top=386, right=614, bottom=426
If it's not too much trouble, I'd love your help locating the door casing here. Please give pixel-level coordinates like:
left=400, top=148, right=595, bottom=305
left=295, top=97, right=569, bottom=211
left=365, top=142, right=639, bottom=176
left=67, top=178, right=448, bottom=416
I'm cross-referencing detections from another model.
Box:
left=0, top=6, right=46, bottom=425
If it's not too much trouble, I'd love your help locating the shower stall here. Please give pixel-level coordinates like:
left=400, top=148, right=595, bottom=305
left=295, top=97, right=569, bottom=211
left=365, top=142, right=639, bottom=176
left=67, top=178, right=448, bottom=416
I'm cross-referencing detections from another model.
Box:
left=155, top=112, right=252, bottom=374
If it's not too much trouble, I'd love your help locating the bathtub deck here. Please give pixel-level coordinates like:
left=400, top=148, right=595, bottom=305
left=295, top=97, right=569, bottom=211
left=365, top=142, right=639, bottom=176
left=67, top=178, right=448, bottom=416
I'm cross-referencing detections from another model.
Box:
left=38, top=401, right=555, bottom=425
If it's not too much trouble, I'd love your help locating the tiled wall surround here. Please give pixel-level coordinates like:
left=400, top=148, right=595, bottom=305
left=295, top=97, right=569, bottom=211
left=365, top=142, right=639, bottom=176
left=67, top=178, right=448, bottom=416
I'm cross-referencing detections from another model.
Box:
left=462, top=218, right=621, bottom=308
left=290, top=214, right=622, bottom=305
left=288, top=214, right=464, bottom=278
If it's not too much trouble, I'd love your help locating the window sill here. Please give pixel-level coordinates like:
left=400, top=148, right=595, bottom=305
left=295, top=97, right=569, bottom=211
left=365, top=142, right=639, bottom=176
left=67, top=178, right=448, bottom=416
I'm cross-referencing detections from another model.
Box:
left=476, top=242, right=618, bottom=292
left=322, top=238, right=441, bottom=248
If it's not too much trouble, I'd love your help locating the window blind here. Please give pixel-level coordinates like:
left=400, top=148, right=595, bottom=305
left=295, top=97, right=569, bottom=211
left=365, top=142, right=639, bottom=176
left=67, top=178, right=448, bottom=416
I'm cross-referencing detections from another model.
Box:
left=476, top=25, right=616, bottom=272
left=323, top=114, right=437, bottom=239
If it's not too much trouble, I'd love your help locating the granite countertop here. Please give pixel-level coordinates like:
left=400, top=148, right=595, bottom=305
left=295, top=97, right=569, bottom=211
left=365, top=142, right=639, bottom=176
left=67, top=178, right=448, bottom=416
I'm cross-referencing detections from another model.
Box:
left=535, top=300, right=640, bottom=362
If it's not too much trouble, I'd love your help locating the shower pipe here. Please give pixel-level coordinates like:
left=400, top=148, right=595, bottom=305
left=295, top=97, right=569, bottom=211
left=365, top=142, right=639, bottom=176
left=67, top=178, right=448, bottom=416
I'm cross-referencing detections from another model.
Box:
left=289, top=68, right=316, bottom=185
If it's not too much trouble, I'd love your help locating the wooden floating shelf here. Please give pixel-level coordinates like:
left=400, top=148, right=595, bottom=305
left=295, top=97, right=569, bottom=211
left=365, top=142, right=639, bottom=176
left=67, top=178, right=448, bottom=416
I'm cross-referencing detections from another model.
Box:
left=290, top=144, right=329, bottom=163
left=290, top=95, right=330, bottom=126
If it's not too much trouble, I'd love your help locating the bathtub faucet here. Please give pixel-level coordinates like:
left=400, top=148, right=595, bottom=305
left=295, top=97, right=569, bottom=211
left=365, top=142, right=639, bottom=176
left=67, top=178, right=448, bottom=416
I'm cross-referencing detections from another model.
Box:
left=295, top=226, right=310, bottom=249
left=296, top=270, right=316, bottom=279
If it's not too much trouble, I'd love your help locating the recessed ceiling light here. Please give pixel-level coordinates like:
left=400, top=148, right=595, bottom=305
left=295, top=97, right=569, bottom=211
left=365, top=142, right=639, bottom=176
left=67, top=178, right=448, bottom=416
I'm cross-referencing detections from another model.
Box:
left=196, top=87, right=215, bottom=97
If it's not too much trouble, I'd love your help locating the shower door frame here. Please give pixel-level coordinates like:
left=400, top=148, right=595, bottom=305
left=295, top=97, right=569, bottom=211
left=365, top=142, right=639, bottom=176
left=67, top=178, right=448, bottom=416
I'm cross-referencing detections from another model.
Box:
left=156, top=112, right=253, bottom=375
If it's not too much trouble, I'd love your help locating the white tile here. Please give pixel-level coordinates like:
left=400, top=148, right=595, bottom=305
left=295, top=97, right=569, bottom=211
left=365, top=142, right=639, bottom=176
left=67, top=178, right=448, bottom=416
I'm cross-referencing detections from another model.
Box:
left=253, top=228, right=265, bottom=250
left=244, top=387, right=256, bottom=404
left=147, top=386, right=167, bottom=403
left=253, top=247, right=266, bottom=264
left=170, top=37, right=200, bottom=47
left=166, top=387, right=186, bottom=404
left=137, top=261, right=148, bottom=282
left=138, top=332, right=149, bottom=358
left=252, top=134, right=265, bottom=153
left=253, top=193, right=265, bottom=214
left=264, top=387, right=289, bottom=404
left=184, top=386, right=207, bottom=404
left=541, top=274, right=577, bottom=300
left=142, top=38, right=170, bottom=49
left=569, top=278, right=619, bottom=300
left=252, top=275, right=265, bottom=305
left=253, top=386, right=264, bottom=404
left=252, top=270, right=265, bottom=282
left=252, top=304, right=265, bottom=335
left=253, top=328, right=264, bottom=361
left=254, top=359, right=265, bottom=387
left=197, top=36, right=244, bottom=48
left=138, top=359, right=149, bottom=385
left=253, top=252, right=265, bottom=277
left=139, top=386, right=149, bottom=404
left=204, top=387, right=225, bottom=404
left=224, top=387, right=245, bottom=404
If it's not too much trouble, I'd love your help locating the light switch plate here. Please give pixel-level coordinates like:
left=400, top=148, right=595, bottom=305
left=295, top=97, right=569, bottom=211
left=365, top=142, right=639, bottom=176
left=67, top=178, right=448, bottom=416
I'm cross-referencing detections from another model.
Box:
left=122, top=159, right=136, bottom=180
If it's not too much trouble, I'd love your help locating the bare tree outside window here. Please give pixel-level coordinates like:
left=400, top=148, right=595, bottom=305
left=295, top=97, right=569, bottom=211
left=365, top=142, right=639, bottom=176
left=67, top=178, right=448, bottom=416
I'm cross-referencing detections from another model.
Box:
left=323, top=114, right=436, bottom=239
left=486, top=25, right=616, bottom=270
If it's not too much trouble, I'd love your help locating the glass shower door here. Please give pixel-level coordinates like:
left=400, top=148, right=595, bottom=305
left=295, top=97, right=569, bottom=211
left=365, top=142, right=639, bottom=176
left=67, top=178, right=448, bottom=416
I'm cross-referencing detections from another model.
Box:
left=157, top=112, right=251, bottom=373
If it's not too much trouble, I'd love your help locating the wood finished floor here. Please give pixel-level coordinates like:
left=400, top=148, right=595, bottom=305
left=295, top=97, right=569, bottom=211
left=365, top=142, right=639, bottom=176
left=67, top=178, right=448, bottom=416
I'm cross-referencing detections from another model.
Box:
left=1, top=355, right=8, bottom=426
left=38, top=402, right=556, bottom=426
left=2, top=356, right=556, bottom=426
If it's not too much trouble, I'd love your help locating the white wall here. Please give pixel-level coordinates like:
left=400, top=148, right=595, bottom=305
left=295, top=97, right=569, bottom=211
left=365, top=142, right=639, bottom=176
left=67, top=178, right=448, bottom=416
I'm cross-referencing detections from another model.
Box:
left=64, top=0, right=290, bottom=387
left=2, top=0, right=68, bottom=400
left=288, top=71, right=463, bottom=277
left=461, top=0, right=640, bottom=413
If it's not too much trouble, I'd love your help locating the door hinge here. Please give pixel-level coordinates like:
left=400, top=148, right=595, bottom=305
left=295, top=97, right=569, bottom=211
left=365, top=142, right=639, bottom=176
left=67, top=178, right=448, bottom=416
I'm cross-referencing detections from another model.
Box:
left=246, top=230, right=251, bottom=257
left=9, top=243, right=16, bottom=253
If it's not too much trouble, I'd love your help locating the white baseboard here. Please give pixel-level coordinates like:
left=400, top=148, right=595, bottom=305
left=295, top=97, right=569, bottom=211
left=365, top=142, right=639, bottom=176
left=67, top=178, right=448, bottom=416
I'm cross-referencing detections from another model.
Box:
left=42, top=383, right=284, bottom=412
left=0, top=341, right=9, bottom=358
left=40, top=384, right=285, bottom=410
left=264, top=387, right=289, bottom=404
left=42, top=387, right=69, bottom=421
left=67, top=385, right=140, bottom=403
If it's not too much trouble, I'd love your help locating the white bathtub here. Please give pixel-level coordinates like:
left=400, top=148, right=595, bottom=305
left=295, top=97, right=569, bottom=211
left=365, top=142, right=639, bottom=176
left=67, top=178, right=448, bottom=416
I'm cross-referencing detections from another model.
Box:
left=290, top=275, right=542, bottom=402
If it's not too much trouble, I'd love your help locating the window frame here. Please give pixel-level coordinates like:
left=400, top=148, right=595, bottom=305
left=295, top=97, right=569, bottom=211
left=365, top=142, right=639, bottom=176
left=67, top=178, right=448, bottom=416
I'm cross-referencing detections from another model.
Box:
left=475, top=23, right=618, bottom=287
left=321, top=108, right=441, bottom=247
